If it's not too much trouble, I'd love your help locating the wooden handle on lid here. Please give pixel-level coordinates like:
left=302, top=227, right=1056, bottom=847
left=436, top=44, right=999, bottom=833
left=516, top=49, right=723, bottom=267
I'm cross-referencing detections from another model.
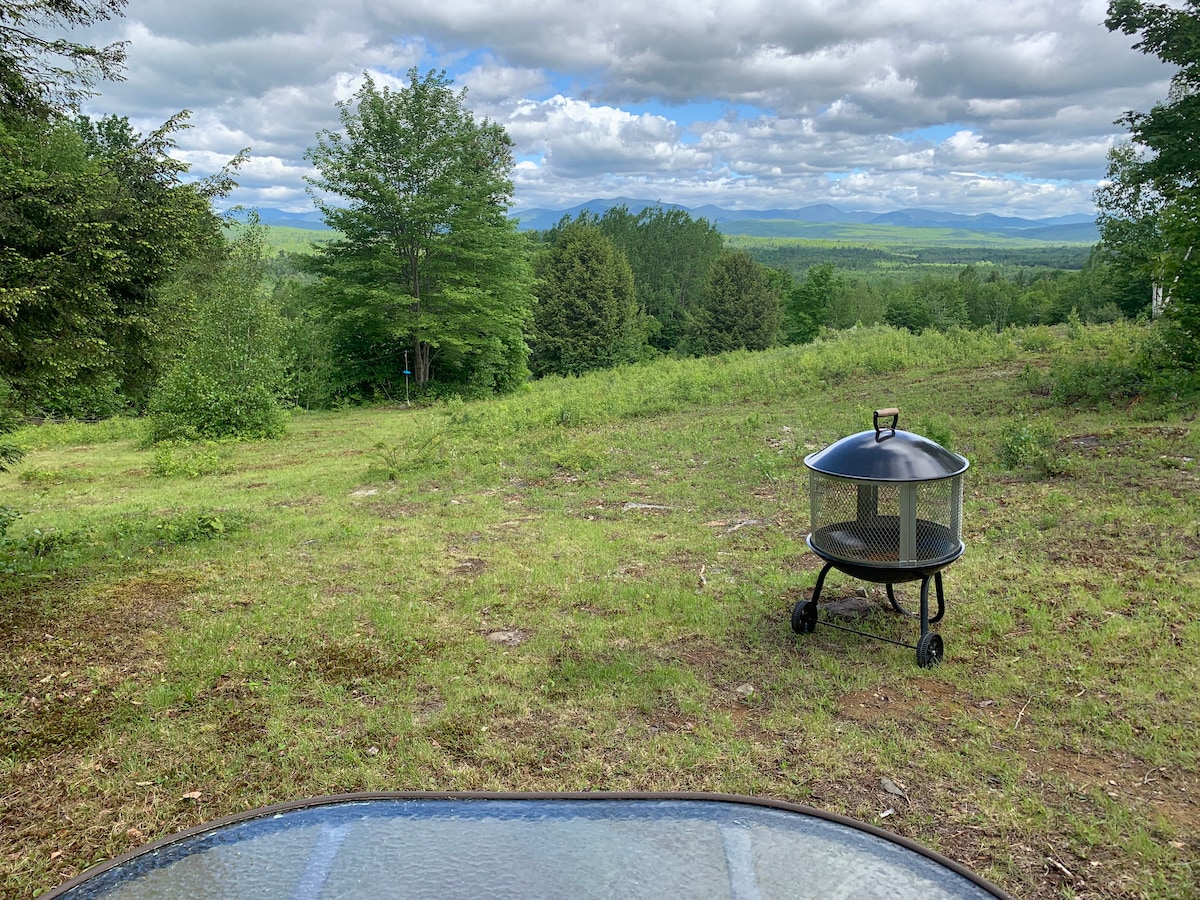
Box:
left=873, top=407, right=899, bottom=436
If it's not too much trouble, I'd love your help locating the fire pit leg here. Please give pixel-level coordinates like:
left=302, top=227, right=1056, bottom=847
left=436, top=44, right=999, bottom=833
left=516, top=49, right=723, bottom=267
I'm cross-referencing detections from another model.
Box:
left=915, top=575, right=945, bottom=668
left=884, top=577, right=946, bottom=624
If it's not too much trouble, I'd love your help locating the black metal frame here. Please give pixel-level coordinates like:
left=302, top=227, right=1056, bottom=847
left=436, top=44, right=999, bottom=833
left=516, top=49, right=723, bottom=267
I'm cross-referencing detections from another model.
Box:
left=792, top=537, right=964, bottom=668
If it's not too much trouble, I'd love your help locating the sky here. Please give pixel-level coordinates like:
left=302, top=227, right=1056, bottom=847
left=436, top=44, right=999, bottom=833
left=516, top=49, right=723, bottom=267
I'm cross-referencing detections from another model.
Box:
left=73, top=0, right=1178, bottom=219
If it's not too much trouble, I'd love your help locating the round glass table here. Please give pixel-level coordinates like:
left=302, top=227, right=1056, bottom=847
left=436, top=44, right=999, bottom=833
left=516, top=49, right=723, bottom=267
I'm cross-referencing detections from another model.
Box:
left=42, top=792, right=1011, bottom=899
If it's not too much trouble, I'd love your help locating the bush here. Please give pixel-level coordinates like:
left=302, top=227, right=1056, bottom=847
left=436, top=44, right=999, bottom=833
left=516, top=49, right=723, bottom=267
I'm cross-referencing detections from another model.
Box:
left=150, top=374, right=286, bottom=443
left=998, top=416, right=1068, bottom=476
left=1049, top=323, right=1146, bottom=405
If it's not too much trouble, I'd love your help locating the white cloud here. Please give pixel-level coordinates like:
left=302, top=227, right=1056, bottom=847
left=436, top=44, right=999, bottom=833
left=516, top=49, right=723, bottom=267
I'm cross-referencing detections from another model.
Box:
left=73, top=0, right=1177, bottom=218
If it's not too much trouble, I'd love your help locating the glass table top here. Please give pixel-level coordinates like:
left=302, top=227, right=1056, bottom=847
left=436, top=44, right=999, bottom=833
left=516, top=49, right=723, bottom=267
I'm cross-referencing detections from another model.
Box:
left=44, top=793, right=1009, bottom=899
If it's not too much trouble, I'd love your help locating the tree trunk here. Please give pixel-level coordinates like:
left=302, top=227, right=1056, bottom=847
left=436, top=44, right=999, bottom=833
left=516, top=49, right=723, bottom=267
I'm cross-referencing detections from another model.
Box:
left=412, top=338, right=431, bottom=384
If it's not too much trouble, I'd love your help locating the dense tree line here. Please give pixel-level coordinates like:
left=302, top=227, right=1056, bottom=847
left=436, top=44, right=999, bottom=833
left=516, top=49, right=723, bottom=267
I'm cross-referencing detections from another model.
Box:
left=741, top=241, right=1093, bottom=275
left=0, top=0, right=252, bottom=455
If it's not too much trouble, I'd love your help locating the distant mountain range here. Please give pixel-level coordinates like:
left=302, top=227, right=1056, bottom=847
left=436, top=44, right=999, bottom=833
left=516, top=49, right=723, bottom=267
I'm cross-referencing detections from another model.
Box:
left=234, top=199, right=1098, bottom=243
left=508, top=198, right=1098, bottom=242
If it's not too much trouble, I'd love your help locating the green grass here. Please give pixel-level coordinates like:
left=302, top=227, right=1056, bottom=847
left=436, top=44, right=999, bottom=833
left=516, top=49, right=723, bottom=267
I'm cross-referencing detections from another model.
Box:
left=2, top=324, right=1198, bottom=899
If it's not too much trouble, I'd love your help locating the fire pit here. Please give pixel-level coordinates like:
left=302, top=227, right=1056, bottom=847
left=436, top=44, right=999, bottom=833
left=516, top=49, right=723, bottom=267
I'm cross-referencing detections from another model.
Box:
left=791, top=408, right=968, bottom=667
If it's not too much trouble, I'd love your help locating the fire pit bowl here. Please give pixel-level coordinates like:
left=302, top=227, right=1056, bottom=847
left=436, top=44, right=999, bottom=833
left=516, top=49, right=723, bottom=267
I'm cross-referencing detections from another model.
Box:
left=792, top=408, right=968, bottom=668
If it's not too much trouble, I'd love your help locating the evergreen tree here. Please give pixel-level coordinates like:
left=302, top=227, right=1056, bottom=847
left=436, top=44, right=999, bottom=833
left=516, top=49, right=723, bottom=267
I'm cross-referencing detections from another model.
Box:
left=686, top=250, right=781, bottom=355
left=529, top=222, right=642, bottom=377
left=0, top=113, right=229, bottom=416
left=304, top=70, right=533, bottom=396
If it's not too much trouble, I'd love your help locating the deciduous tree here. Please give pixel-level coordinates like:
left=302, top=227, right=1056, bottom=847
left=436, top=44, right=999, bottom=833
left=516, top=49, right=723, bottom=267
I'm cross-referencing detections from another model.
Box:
left=304, top=70, right=533, bottom=396
left=0, top=0, right=127, bottom=118
left=1102, top=0, right=1200, bottom=365
left=149, top=221, right=289, bottom=442
left=782, top=262, right=838, bottom=344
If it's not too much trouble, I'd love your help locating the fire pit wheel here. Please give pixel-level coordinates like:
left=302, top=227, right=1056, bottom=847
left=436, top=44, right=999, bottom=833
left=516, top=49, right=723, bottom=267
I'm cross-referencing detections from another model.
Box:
left=791, top=600, right=818, bottom=634
left=789, top=568, right=948, bottom=668
left=916, top=631, right=944, bottom=668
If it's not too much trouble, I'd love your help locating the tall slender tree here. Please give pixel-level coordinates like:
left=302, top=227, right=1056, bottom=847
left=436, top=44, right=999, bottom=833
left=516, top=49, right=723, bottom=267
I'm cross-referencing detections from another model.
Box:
left=304, top=70, right=532, bottom=396
left=1101, top=0, right=1200, bottom=365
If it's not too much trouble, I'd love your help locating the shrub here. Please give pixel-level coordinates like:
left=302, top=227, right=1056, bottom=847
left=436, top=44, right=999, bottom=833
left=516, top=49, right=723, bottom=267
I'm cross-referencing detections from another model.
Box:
left=1049, top=323, right=1146, bottom=405
left=998, top=416, right=1068, bottom=476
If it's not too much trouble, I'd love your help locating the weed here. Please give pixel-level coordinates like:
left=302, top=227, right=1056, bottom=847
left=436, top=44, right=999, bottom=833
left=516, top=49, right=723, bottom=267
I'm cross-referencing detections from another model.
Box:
left=913, top=414, right=955, bottom=451
left=150, top=442, right=230, bottom=478
left=997, top=415, right=1070, bottom=476
left=18, top=467, right=79, bottom=486
left=545, top=438, right=607, bottom=474
left=8, top=415, right=147, bottom=451
left=151, top=511, right=233, bottom=544
left=0, top=525, right=85, bottom=574
left=1017, top=325, right=1060, bottom=352
left=367, top=428, right=445, bottom=481
left=1017, top=364, right=1050, bottom=396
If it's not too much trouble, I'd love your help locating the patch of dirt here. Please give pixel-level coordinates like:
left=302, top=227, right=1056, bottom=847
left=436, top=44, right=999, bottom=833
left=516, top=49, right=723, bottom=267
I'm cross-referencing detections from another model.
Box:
left=484, top=629, right=528, bottom=646
left=304, top=638, right=420, bottom=682
left=2, top=681, right=131, bottom=758
left=370, top=501, right=427, bottom=519
left=1, top=573, right=200, bottom=761
left=271, top=495, right=325, bottom=510
left=834, top=678, right=1200, bottom=833
left=451, top=557, right=488, bottom=577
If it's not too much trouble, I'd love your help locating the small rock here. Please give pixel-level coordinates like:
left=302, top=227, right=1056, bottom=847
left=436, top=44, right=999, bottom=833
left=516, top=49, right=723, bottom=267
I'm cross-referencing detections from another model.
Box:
left=365, top=746, right=379, bottom=757
left=486, top=630, right=524, bottom=646
left=734, top=683, right=756, bottom=699
left=880, top=777, right=909, bottom=801
left=824, top=596, right=875, bottom=618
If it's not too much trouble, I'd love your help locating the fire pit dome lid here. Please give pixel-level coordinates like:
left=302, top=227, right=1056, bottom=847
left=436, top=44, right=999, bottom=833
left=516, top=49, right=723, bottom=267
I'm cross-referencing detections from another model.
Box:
left=805, top=411, right=968, bottom=483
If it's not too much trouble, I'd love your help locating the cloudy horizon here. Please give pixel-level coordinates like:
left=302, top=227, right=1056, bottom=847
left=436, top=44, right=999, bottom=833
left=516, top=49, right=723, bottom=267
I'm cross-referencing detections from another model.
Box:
left=75, top=0, right=1175, bottom=219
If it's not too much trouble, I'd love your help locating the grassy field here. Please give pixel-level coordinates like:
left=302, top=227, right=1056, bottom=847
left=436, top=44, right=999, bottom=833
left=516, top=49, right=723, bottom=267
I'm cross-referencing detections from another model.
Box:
left=2, top=325, right=1197, bottom=898
left=722, top=222, right=1095, bottom=247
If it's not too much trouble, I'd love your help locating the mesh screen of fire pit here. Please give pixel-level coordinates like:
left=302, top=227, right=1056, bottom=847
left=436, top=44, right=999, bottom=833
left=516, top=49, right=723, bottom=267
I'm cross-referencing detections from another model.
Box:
left=809, top=477, right=963, bottom=568
left=804, top=410, right=967, bottom=572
